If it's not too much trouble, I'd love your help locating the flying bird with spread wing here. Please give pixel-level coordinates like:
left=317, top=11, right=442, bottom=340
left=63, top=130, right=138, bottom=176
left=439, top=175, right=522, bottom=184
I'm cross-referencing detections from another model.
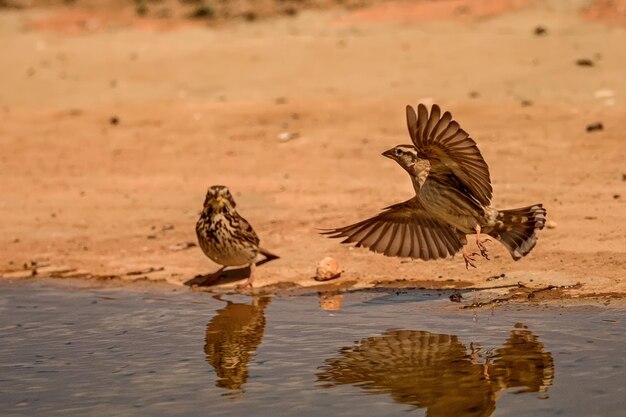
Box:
left=322, top=104, right=546, bottom=268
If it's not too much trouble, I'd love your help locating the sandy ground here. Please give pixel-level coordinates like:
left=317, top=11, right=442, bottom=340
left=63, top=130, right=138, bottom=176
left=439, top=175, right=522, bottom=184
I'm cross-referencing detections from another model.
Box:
left=1, top=0, right=625, bottom=302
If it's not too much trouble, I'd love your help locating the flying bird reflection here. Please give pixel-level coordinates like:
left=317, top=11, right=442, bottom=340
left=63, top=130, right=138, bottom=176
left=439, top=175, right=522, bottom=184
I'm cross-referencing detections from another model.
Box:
left=317, top=325, right=553, bottom=417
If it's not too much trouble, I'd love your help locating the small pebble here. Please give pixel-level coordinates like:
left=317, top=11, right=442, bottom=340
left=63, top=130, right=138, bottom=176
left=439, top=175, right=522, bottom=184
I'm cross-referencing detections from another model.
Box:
left=586, top=122, right=603, bottom=132
left=109, top=116, right=119, bottom=126
left=315, top=257, right=341, bottom=281
left=546, top=220, right=557, bottom=229
left=487, top=273, right=506, bottom=281
left=534, top=26, right=547, bottom=36
left=277, top=131, right=299, bottom=142
left=169, top=242, right=197, bottom=251
left=576, top=58, right=594, bottom=67
left=449, top=293, right=463, bottom=303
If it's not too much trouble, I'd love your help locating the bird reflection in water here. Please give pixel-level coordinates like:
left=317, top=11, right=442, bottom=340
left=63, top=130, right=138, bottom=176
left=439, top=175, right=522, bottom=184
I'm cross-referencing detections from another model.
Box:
left=317, top=323, right=553, bottom=417
left=204, top=295, right=271, bottom=392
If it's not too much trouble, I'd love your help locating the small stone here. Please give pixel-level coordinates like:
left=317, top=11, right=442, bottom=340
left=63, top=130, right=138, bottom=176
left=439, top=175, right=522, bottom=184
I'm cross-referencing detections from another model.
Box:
left=243, top=11, right=257, bottom=22
left=277, top=131, right=300, bottom=142
left=613, top=194, right=620, bottom=200
left=109, top=116, right=119, bottom=126
left=449, top=292, right=463, bottom=303
left=520, top=99, right=533, bottom=107
left=534, top=26, right=547, bottom=36
left=169, top=242, right=197, bottom=251
left=546, top=220, right=558, bottom=229
left=576, top=58, right=594, bottom=67
left=586, top=122, right=603, bottom=132
left=486, top=273, right=506, bottom=281
left=315, top=257, right=341, bottom=281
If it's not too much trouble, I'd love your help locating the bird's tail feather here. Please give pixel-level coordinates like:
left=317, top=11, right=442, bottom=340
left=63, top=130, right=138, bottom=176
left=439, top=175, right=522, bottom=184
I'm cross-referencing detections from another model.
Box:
left=258, top=247, right=279, bottom=262
left=488, top=204, right=546, bottom=260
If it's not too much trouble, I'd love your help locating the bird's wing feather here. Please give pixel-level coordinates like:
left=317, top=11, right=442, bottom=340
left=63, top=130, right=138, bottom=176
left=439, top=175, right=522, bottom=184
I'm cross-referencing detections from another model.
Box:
left=320, top=198, right=463, bottom=260
left=406, top=104, right=492, bottom=205
left=236, top=215, right=261, bottom=247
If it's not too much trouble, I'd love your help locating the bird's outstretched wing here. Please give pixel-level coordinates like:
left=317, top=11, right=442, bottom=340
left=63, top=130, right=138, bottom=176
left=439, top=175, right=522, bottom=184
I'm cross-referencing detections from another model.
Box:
left=321, top=198, right=463, bottom=260
left=406, top=104, right=492, bottom=205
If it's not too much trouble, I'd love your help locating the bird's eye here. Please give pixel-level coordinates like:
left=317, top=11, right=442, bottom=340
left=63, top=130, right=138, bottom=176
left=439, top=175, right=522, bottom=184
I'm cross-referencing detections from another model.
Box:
left=395, top=148, right=403, bottom=156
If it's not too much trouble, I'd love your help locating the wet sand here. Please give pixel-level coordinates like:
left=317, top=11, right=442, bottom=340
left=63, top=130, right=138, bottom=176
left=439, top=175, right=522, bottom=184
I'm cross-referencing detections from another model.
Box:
left=0, top=1, right=625, bottom=301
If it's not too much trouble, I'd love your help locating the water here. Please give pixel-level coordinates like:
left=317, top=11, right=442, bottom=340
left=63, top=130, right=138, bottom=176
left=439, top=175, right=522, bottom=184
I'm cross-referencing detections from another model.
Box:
left=0, top=281, right=624, bottom=417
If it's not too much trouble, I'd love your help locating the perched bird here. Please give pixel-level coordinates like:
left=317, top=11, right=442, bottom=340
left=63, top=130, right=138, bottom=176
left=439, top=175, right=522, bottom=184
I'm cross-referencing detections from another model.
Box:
left=196, top=185, right=278, bottom=287
left=322, top=104, right=546, bottom=268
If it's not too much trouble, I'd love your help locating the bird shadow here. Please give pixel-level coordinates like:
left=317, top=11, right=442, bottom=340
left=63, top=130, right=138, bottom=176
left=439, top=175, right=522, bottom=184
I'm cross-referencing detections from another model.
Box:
left=184, top=267, right=250, bottom=287
left=184, top=258, right=275, bottom=287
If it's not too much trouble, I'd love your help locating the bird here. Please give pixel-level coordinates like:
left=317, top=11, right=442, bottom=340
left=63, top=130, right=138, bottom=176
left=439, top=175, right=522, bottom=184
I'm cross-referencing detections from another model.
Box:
left=322, top=104, right=546, bottom=268
left=196, top=185, right=278, bottom=287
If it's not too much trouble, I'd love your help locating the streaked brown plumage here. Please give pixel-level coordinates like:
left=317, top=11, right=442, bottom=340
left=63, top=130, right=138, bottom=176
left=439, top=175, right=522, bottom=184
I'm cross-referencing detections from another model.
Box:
left=322, top=104, right=546, bottom=267
left=196, top=185, right=278, bottom=287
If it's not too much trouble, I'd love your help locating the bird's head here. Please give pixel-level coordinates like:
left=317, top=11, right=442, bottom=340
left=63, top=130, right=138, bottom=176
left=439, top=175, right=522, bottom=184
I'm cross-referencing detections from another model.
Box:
left=203, top=185, right=236, bottom=211
left=382, top=145, right=420, bottom=174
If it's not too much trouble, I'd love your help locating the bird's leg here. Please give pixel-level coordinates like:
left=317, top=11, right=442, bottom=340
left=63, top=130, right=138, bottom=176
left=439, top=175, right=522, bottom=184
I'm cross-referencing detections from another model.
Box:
left=463, top=246, right=478, bottom=269
left=474, top=225, right=491, bottom=260
left=236, top=262, right=256, bottom=291
left=197, top=266, right=225, bottom=286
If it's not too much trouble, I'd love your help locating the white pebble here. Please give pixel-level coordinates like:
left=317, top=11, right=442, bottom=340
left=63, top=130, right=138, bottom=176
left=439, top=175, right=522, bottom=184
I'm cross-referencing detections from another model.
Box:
left=277, top=131, right=299, bottom=142
left=315, top=257, right=341, bottom=281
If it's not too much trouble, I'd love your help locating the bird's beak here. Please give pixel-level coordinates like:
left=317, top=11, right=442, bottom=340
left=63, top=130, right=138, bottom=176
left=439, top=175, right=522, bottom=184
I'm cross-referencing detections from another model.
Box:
left=209, top=195, right=225, bottom=209
left=382, top=148, right=395, bottom=159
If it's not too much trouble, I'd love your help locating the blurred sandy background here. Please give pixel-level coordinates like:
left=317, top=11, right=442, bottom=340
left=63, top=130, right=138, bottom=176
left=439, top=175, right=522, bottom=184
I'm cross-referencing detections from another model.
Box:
left=0, top=0, right=624, bottom=298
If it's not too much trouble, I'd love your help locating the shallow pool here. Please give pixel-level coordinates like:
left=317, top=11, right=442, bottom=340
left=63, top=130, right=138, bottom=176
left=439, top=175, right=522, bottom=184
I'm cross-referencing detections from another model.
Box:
left=0, top=281, right=624, bottom=416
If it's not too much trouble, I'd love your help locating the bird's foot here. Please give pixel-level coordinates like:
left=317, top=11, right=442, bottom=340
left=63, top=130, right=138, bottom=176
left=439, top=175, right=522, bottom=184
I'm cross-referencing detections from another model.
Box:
left=477, top=238, right=491, bottom=260
left=235, top=265, right=255, bottom=292
left=235, top=280, right=253, bottom=292
left=463, top=251, right=478, bottom=269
